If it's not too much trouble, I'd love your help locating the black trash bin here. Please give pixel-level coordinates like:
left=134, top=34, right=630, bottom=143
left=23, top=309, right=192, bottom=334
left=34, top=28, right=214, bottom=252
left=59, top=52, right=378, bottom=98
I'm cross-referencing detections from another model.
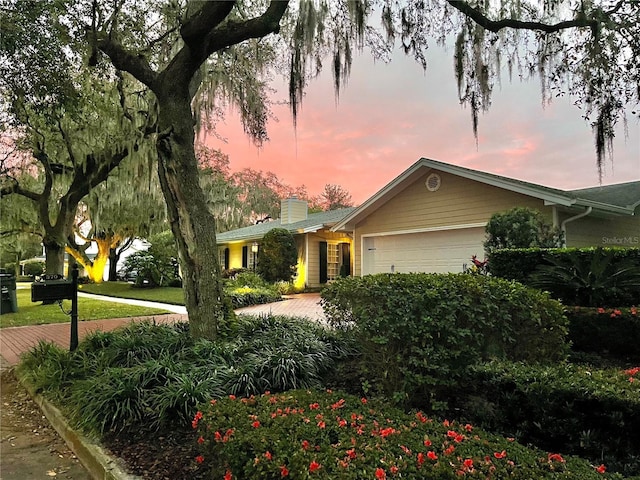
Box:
left=0, top=272, right=18, bottom=314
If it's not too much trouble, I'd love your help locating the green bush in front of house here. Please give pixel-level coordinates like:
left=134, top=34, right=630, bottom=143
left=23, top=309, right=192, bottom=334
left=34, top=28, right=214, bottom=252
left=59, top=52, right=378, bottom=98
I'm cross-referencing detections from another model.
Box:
left=321, top=273, right=568, bottom=409
left=451, top=361, right=640, bottom=477
left=489, top=247, right=640, bottom=307
left=256, top=228, right=298, bottom=283
left=565, top=306, right=640, bottom=363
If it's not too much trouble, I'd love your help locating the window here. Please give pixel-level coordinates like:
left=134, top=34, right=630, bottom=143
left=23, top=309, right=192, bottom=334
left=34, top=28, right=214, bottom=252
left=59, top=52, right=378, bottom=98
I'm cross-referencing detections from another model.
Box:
left=327, top=243, right=340, bottom=281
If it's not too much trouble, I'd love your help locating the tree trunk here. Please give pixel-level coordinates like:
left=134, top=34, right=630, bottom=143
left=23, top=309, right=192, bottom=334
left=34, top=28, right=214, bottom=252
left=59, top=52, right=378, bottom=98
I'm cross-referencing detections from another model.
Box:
left=42, top=236, right=66, bottom=276
left=155, top=92, right=233, bottom=340
left=108, top=248, right=119, bottom=281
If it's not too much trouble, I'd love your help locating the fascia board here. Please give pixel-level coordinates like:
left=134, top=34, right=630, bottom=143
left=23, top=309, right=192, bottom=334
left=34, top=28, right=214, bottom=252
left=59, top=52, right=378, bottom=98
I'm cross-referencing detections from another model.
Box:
left=573, top=198, right=635, bottom=216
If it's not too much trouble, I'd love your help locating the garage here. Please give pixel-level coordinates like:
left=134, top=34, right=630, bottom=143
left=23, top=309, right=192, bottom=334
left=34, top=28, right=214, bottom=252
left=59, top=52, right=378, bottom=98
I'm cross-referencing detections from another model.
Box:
left=362, top=227, right=486, bottom=275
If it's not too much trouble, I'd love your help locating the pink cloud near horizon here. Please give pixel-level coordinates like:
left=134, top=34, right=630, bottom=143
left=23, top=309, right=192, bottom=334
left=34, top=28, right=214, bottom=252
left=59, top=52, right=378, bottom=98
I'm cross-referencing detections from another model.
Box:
left=207, top=46, right=639, bottom=206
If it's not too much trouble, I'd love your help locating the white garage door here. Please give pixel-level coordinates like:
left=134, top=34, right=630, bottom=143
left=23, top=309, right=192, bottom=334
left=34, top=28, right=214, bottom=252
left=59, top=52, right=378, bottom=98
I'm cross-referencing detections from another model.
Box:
left=362, top=227, right=486, bottom=275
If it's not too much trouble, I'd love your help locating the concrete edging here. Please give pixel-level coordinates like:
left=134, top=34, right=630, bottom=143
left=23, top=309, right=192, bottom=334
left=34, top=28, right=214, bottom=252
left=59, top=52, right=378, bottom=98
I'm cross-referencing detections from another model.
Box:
left=18, top=373, right=141, bottom=480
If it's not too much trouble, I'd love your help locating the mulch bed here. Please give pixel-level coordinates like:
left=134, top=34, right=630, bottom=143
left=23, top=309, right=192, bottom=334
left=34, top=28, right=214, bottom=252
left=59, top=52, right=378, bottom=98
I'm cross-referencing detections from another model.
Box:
left=103, top=427, right=211, bottom=479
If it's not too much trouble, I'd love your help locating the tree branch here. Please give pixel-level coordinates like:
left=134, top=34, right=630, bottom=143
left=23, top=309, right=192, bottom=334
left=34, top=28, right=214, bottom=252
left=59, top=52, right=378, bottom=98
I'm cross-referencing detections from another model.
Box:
left=95, top=34, right=159, bottom=90
left=164, top=1, right=290, bottom=86
left=180, top=1, right=235, bottom=49
left=447, top=0, right=599, bottom=33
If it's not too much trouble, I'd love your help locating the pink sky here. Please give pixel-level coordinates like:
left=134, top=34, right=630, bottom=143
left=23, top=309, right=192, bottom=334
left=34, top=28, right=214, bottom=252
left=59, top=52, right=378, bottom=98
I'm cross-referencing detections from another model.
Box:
left=207, top=45, right=640, bottom=206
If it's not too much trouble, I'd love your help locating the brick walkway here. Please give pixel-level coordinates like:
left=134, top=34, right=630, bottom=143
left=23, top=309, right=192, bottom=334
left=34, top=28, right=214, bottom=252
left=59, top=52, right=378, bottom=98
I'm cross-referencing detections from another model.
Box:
left=0, top=294, right=325, bottom=366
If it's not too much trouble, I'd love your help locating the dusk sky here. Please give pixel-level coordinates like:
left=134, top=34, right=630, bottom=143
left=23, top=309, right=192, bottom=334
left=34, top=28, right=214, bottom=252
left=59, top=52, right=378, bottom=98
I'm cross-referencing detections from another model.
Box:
left=207, top=43, right=640, bottom=206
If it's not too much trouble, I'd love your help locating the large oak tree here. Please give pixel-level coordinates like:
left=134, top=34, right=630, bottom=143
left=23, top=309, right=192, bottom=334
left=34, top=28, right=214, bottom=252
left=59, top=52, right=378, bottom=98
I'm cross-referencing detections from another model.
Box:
left=71, top=1, right=640, bottom=339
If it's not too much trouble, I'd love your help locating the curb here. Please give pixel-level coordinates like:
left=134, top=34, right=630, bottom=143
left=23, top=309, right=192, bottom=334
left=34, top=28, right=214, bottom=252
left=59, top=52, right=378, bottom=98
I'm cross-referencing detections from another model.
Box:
left=17, top=372, right=142, bottom=480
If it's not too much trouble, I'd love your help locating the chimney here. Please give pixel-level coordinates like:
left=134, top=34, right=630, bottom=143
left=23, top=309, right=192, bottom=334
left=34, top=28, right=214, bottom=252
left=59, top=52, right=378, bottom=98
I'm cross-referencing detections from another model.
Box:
left=280, top=196, right=308, bottom=224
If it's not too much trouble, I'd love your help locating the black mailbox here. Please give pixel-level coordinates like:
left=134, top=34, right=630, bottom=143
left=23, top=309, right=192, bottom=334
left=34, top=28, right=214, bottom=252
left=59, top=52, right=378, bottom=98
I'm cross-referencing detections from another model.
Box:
left=31, top=277, right=75, bottom=302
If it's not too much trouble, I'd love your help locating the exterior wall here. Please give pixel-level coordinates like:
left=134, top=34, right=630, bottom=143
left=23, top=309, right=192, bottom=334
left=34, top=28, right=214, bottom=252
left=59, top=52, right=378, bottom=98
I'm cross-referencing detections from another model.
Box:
left=218, top=230, right=353, bottom=289
left=562, top=211, right=640, bottom=248
left=353, top=170, right=553, bottom=276
left=226, top=243, right=245, bottom=269
left=305, top=230, right=353, bottom=288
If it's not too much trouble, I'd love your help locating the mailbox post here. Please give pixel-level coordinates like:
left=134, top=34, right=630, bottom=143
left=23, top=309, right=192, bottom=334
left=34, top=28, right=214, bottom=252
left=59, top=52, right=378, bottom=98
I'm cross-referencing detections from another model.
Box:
left=31, top=265, right=79, bottom=351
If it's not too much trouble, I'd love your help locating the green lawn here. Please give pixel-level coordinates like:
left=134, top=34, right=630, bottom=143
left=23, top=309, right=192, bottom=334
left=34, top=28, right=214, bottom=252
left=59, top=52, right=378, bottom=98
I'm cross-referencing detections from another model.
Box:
left=0, top=288, right=171, bottom=328
left=79, top=281, right=186, bottom=305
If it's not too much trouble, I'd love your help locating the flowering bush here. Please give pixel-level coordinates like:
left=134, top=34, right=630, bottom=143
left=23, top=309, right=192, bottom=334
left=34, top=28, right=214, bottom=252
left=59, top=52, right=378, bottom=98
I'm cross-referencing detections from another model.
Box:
left=193, top=389, right=621, bottom=479
left=567, top=306, right=640, bottom=363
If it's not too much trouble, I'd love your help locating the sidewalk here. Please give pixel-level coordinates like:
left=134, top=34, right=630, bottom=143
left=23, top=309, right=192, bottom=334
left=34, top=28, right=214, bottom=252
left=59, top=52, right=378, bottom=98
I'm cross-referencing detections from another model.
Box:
left=0, top=293, right=325, bottom=366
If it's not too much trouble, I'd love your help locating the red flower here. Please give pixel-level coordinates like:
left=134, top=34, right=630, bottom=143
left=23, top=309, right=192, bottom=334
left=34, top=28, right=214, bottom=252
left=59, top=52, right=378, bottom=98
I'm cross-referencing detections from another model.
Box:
left=192, top=411, right=203, bottom=429
left=596, top=464, right=606, bottom=474
left=464, top=423, right=473, bottom=432
left=265, top=451, right=272, bottom=461
left=347, top=448, right=357, bottom=460
left=309, top=460, right=321, bottom=473
left=361, top=397, right=368, bottom=404
left=224, top=470, right=232, bottom=480
left=444, top=445, right=455, bottom=455
left=280, top=465, right=289, bottom=477
left=493, top=450, right=507, bottom=459
left=417, top=452, right=425, bottom=466
left=331, top=398, right=346, bottom=410
left=548, top=453, right=565, bottom=463
left=309, top=402, right=320, bottom=410
left=195, top=455, right=204, bottom=464
left=252, top=421, right=260, bottom=428
left=427, top=451, right=438, bottom=461
left=338, top=418, right=347, bottom=427
left=390, top=466, right=399, bottom=474
left=197, top=436, right=205, bottom=444
left=302, top=440, right=310, bottom=451
left=597, top=307, right=606, bottom=314
left=228, top=395, right=236, bottom=400
left=375, top=467, right=387, bottom=479
left=317, top=421, right=326, bottom=429
left=424, top=439, right=432, bottom=447
left=380, top=427, right=396, bottom=437
left=631, top=307, right=637, bottom=316
left=463, top=458, right=474, bottom=470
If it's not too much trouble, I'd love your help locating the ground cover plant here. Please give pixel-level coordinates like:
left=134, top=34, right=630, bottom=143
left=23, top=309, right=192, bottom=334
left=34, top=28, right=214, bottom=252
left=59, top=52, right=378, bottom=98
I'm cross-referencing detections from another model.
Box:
left=193, top=389, right=622, bottom=479
left=0, top=289, right=170, bottom=328
left=16, top=316, right=352, bottom=435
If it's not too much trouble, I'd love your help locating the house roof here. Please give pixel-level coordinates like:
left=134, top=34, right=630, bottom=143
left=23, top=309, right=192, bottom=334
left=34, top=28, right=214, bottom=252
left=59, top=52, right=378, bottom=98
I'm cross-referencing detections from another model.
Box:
left=568, top=181, right=640, bottom=210
left=332, top=158, right=639, bottom=231
left=216, top=207, right=357, bottom=243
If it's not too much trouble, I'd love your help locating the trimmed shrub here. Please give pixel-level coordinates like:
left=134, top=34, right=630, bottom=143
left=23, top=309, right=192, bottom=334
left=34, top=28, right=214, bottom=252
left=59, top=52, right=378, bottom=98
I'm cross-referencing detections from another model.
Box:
left=256, top=228, right=298, bottom=283
left=194, top=389, right=619, bottom=480
left=321, top=273, right=568, bottom=409
left=454, top=361, right=640, bottom=477
left=490, top=247, right=640, bottom=306
left=23, top=260, right=45, bottom=277
left=487, top=248, right=547, bottom=284
left=567, top=306, right=640, bottom=362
